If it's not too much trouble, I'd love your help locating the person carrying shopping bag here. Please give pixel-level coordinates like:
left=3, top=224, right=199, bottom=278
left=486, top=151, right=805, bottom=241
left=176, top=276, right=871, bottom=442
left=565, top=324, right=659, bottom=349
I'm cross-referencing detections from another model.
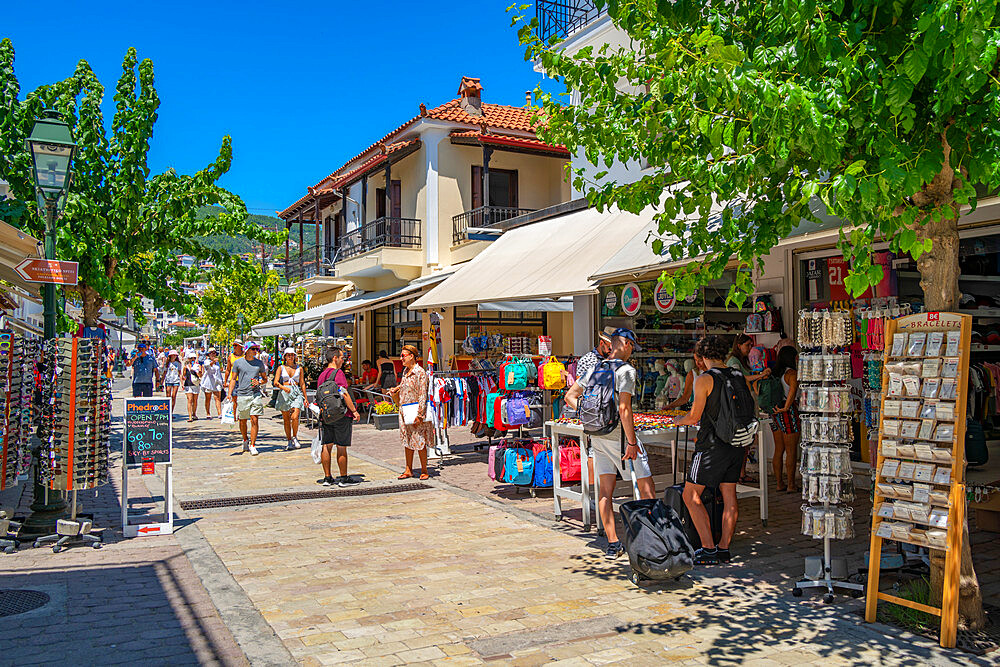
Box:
left=274, top=347, right=309, bottom=451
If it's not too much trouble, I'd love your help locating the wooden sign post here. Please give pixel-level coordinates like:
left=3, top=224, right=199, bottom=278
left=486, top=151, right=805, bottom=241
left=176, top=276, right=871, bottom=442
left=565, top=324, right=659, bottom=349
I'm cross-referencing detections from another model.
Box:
left=121, top=397, right=174, bottom=537
left=864, top=312, right=971, bottom=648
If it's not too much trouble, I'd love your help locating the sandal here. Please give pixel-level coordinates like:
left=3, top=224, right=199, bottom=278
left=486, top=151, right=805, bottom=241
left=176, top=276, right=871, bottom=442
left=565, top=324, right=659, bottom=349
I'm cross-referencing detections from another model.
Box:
left=419, top=473, right=429, bottom=480
left=397, top=472, right=413, bottom=480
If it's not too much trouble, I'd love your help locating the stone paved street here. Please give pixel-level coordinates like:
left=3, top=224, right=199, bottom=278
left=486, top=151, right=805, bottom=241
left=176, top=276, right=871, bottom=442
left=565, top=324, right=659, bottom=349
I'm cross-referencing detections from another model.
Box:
left=2, top=383, right=996, bottom=665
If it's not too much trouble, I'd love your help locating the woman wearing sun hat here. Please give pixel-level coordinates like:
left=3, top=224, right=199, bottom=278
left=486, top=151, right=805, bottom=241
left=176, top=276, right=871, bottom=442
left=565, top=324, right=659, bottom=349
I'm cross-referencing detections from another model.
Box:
left=274, top=347, right=308, bottom=450
left=162, top=350, right=182, bottom=411
left=201, top=348, right=225, bottom=417
left=182, top=350, right=203, bottom=421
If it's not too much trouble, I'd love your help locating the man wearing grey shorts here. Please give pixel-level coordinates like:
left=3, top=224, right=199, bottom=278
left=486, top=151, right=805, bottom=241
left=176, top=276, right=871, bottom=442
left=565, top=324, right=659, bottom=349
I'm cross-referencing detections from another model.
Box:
left=565, top=328, right=655, bottom=560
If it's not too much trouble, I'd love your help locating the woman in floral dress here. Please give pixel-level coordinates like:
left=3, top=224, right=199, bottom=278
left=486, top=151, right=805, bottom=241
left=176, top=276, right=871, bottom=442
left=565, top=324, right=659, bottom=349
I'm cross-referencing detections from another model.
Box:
left=388, top=344, right=433, bottom=480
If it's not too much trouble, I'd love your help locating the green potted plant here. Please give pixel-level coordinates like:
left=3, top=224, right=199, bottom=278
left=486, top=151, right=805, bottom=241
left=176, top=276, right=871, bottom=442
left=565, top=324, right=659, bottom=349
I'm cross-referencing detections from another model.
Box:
left=372, top=401, right=398, bottom=431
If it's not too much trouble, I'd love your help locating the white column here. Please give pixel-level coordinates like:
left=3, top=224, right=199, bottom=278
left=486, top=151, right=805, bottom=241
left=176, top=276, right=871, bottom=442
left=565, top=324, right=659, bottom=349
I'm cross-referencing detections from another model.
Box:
left=573, top=294, right=595, bottom=356
left=422, top=128, right=449, bottom=267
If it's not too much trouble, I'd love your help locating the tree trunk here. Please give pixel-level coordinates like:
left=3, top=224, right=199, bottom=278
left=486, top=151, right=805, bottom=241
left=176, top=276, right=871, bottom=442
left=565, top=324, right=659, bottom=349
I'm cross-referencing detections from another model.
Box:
left=906, top=130, right=986, bottom=631
left=81, top=283, right=104, bottom=328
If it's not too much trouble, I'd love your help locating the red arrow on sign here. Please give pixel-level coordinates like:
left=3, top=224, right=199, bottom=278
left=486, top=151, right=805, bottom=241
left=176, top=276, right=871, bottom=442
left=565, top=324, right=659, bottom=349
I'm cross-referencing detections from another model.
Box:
left=137, top=525, right=161, bottom=534
left=14, top=258, right=79, bottom=286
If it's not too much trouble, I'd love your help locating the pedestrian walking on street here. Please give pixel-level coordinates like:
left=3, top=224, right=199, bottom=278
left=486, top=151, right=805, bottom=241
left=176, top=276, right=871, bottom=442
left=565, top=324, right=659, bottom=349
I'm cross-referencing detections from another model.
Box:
left=182, top=350, right=203, bottom=421
left=564, top=329, right=655, bottom=560
left=225, top=340, right=244, bottom=387
left=674, top=335, right=756, bottom=565
left=201, top=348, right=224, bottom=417
left=274, top=348, right=308, bottom=450
left=315, top=348, right=360, bottom=487
left=228, top=341, right=269, bottom=456
left=162, top=350, right=182, bottom=411
left=388, top=345, right=433, bottom=481
left=126, top=341, right=161, bottom=397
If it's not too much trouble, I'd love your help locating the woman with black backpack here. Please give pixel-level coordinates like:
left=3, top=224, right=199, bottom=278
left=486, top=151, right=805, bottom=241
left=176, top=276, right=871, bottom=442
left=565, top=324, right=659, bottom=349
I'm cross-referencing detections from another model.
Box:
left=768, top=346, right=801, bottom=492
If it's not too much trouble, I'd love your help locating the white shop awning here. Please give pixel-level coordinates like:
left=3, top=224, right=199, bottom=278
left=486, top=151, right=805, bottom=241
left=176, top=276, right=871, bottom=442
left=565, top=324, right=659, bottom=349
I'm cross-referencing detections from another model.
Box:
left=408, top=206, right=654, bottom=310
left=251, top=277, right=448, bottom=338
left=478, top=298, right=573, bottom=312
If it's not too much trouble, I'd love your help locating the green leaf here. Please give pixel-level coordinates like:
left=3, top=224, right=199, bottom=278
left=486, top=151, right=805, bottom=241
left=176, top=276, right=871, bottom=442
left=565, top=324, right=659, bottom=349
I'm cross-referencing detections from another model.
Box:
left=903, top=48, right=929, bottom=84
left=845, top=159, right=866, bottom=176
left=887, top=77, right=914, bottom=114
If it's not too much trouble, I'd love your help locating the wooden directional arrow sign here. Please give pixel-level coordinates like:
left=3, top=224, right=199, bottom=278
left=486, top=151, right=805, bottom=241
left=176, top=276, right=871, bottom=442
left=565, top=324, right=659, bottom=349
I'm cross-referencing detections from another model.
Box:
left=14, top=258, right=79, bottom=285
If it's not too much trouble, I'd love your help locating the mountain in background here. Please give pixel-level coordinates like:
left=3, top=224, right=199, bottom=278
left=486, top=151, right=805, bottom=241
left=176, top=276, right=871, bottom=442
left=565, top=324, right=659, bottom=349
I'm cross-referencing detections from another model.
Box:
left=195, top=206, right=316, bottom=256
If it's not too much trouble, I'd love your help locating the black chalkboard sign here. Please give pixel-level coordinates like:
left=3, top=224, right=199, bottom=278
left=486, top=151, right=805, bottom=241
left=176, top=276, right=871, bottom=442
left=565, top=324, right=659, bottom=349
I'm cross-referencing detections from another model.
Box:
left=124, top=398, right=172, bottom=465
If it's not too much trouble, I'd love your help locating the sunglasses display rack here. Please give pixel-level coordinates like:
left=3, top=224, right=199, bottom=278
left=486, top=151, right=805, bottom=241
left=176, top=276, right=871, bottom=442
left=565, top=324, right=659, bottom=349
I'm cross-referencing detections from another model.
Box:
left=0, top=330, right=36, bottom=491
left=33, top=336, right=110, bottom=552
left=865, top=312, right=971, bottom=649
left=793, top=310, right=864, bottom=603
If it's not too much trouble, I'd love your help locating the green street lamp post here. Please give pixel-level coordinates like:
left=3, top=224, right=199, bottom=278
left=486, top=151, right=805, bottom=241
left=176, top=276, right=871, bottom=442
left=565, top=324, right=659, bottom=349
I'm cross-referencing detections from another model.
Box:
left=22, top=110, right=77, bottom=535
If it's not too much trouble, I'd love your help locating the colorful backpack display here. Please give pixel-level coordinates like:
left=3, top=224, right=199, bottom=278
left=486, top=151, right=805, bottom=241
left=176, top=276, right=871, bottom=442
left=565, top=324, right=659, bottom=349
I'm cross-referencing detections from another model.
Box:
left=484, top=392, right=501, bottom=428
left=748, top=346, right=769, bottom=373
left=501, top=358, right=530, bottom=391
left=493, top=443, right=509, bottom=481
left=488, top=443, right=506, bottom=481
left=532, top=449, right=554, bottom=487
left=541, top=357, right=566, bottom=390
left=504, top=448, right=534, bottom=485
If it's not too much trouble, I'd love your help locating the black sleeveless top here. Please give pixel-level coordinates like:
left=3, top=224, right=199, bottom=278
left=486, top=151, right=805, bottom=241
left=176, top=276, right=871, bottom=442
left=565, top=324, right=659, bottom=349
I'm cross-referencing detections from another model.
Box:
left=694, top=367, right=732, bottom=452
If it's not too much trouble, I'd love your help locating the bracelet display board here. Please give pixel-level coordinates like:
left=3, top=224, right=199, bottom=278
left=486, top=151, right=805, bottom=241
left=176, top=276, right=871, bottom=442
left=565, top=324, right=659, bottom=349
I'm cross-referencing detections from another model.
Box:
left=864, top=312, right=971, bottom=648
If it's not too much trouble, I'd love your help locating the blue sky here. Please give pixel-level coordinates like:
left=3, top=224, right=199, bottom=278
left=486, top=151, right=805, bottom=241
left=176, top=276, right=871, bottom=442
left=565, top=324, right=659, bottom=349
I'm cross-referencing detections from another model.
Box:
left=3, top=1, right=553, bottom=216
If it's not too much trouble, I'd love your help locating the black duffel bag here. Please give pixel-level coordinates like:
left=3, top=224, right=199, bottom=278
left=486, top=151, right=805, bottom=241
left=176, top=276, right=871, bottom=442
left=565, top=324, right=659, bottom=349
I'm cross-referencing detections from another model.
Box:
left=619, top=498, right=695, bottom=585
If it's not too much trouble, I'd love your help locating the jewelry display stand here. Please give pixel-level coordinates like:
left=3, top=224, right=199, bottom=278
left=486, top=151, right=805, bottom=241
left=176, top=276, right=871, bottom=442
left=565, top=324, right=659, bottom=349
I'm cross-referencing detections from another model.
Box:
left=793, top=310, right=864, bottom=602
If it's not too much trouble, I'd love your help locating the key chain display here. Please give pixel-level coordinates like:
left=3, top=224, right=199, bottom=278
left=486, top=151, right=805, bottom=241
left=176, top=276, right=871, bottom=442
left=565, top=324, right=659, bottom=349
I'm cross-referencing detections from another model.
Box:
left=865, top=312, right=971, bottom=649
left=793, top=308, right=863, bottom=601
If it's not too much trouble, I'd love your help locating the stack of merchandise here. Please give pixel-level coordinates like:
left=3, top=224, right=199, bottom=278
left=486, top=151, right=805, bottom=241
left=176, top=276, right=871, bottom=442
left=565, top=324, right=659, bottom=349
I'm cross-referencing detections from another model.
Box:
left=503, top=336, right=534, bottom=356
left=0, top=330, right=35, bottom=490
left=38, top=337, right=112, bottom=491
left=797, top=310, right=856, bottom=541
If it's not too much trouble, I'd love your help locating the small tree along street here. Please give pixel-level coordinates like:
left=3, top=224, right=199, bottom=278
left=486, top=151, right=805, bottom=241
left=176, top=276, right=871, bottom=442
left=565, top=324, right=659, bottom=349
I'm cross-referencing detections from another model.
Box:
left=198, top=262, right=306, bottom=345
left=516, top=0, right=999, bottom=628
left=0, top=39, right=283, bottom=328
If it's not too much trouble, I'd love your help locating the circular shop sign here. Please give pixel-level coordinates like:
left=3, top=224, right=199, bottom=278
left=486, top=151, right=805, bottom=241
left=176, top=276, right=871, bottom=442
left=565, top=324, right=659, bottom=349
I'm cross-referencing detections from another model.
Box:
left=604, top=289, right=618, bottom=311
left=621, top=282, right=642, bottom=316
left=653, top=283, right=676, bottom=313
left=685, top=290, right=699, bottom=304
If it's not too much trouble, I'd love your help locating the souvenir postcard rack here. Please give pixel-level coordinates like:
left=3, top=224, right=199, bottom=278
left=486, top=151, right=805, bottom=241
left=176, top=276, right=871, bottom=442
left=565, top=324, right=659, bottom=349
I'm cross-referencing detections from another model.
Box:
left=865, top=312, right=970, bottom=648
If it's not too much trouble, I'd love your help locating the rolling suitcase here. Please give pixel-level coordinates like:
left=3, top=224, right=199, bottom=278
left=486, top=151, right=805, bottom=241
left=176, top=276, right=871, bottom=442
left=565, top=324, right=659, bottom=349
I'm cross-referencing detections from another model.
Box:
left=661, top=435, right=723, bottom=547
left=620, top=498, right=694, bottom=585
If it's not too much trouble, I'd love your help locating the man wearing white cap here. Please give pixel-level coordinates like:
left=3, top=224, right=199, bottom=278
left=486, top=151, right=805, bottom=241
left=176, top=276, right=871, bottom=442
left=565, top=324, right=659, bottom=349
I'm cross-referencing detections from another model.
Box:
left=228, top=341, right=269, bottom=456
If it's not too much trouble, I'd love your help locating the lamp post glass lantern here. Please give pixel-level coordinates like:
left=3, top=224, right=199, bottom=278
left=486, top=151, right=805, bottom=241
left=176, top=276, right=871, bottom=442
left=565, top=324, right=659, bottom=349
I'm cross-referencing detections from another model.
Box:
left=22, top=110, right=77, bottom=536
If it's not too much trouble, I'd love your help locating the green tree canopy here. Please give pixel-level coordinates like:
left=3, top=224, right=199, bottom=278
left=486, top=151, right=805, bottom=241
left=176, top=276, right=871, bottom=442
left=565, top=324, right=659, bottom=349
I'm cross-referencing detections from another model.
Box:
left=0, top=39, right=284, bottom=325
left=198, top=263, right=307, bottom=345
left=515, top=0, right=997, bottom=631
left=516, top=0, right=1000, bottom=311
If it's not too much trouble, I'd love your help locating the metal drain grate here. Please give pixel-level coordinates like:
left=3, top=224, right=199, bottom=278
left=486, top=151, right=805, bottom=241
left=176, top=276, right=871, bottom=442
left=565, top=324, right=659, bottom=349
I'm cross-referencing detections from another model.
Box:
left=0, top=590, right=50, bottom=618
left=178, top=482, right=432, bottom=510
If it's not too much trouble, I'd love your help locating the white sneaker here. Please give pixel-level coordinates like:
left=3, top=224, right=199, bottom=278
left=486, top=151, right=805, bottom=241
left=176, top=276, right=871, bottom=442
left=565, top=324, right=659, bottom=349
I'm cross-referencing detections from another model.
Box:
left=249, top=445, right=259, bottom=456
left=242, top=440, right=250, bottom=453
left=292, top=437, right=301, bottom=449
left=286, top=439, right=295, bottom=451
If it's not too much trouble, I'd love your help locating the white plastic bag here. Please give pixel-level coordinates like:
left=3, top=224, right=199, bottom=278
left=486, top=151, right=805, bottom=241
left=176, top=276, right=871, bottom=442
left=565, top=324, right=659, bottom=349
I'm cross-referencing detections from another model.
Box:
left=220, top=397, right=235, bottom=425
left=311, top=433, right=323, bottom=464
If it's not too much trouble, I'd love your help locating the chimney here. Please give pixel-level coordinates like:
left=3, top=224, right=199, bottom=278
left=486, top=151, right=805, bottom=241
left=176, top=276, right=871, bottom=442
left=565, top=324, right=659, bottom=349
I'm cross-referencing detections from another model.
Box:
left=525, top=91, right=531, bottom=107
left=457, top=76, right=483, bottom=116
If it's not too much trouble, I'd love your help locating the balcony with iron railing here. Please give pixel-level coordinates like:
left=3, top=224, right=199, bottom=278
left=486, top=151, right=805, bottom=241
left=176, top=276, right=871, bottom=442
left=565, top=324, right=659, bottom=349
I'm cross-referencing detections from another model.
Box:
left=338, top=216, right=422, bottom=260
left=452, top=206, right=536, bottom=244
left=536, top=0, right=605, bottom=42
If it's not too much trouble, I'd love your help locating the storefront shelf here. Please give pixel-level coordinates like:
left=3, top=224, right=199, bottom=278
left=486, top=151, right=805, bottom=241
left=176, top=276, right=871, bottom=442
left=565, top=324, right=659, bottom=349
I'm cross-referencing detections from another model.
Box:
left=971, top=344, right=1000, bottom=352
left=633, top=328, right=735, bottom=335
left=633, top=352, right=695, bottom=358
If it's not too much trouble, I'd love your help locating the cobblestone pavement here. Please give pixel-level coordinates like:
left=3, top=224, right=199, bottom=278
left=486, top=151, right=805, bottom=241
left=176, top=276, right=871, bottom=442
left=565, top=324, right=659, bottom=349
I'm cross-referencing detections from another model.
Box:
left=0, top=380, right=245, bottom=667
left=172, top=401, right=994, bottom=665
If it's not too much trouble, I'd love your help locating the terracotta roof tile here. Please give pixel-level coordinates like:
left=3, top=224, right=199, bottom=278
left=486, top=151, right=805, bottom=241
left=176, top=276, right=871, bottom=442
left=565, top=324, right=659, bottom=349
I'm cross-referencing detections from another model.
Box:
left=449, top=129, right=569, bottom=156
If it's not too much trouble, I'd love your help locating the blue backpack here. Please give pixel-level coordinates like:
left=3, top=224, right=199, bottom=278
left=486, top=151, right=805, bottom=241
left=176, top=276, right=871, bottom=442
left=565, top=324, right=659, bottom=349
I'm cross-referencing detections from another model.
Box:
left=504, top=448, right=534, bottom=485
left=532, top=449, right=553, bottom=488
left=579, top=359, right=624, bottom=435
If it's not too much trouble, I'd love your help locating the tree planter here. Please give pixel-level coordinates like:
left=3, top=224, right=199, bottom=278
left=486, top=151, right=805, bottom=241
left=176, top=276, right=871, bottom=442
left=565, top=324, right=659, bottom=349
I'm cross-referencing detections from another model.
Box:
left=373, top=414, right=398, bottom=431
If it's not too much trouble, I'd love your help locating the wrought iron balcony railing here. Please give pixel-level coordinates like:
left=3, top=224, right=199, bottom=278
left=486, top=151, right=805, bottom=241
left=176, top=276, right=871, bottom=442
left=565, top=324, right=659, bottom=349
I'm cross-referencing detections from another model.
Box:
left=452, top=206, right=536, bottom=244
left=337, top=216, right=422, bottom=260
left=536, top=0, right=605, bottom=42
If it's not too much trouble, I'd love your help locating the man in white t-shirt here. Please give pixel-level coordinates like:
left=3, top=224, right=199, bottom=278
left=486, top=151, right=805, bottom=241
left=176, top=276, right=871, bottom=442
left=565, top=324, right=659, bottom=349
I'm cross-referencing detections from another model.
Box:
left=564, top=328, right=656, bottom=560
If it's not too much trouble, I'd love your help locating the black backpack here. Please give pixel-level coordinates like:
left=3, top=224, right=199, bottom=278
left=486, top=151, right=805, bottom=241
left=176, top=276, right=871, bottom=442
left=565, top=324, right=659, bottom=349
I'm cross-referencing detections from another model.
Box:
left=708, top=368, right=759, bottom=448
left=316, top=380, right=348, bottom=425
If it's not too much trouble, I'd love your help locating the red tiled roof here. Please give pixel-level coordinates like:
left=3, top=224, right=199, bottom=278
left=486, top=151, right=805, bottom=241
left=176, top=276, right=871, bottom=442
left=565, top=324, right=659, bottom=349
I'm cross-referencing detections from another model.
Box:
left=449, top=129, right=569, bottom=157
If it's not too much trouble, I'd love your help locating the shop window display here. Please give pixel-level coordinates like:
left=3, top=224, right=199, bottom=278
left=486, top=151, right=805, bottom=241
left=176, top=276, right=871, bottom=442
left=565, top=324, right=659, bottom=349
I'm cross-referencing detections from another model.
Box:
left=599, top=271, right=752, bottom=410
